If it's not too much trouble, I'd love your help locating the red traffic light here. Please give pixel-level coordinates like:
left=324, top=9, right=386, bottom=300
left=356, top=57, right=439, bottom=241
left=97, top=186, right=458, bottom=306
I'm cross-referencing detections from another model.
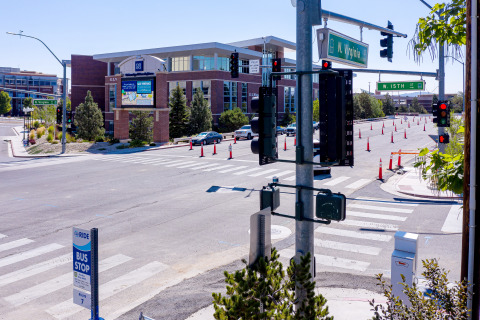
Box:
left=321, top=60, right=332, bottom=70
left=439, top=134, right=450, bottom=144
left=439, top=103, right=447, bottom=110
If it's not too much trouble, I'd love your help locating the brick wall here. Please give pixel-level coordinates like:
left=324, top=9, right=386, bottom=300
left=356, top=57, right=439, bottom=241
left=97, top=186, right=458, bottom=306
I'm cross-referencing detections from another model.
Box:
left=71, top=55, right=107, bottom=112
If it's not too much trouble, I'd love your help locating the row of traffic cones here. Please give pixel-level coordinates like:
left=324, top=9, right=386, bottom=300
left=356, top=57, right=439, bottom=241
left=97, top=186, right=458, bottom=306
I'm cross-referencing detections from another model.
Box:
left=195, top=140, right=233, bottom=159
left=378, top=150, right=403, bottom=180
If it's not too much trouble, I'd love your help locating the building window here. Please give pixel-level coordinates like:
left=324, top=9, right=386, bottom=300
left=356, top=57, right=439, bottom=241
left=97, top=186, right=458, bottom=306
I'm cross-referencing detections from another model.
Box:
left=168, top=81, right=187, bottom=98
left=192, top=80, right=211, bottom=106
left=241, top=83, right=248, bottom=113
left=218, top=57, right=229, bottom=71
left=193, top=56, right=215, bottom=71
left=283, top=68, right=296, bottom=80
left=5, top=78, right=14, bottom=85
left=109, top=84, right=116, bottom=112
left=312, top=73, right=319, bottom=84
left=240, top=60, right=249, bottom=74
left=223, top=81, right=237, bottom=111
left=284, top=87, right=296, bottom=113
left=172, top=56, right=191, bottom=72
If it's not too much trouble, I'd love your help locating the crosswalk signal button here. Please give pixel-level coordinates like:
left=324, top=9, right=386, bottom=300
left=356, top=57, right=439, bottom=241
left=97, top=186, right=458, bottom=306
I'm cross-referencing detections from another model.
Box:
left=316, top=191, right=346, bottom=221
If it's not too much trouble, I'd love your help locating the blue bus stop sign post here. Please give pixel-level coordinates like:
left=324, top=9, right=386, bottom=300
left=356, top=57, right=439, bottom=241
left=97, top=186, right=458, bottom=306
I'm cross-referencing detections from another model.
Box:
left=73, top=227, right=103, bottom=320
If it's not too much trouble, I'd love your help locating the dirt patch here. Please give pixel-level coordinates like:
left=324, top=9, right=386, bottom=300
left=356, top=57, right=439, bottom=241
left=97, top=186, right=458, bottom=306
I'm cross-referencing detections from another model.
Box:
left=26, top=135, right=130, bottom=155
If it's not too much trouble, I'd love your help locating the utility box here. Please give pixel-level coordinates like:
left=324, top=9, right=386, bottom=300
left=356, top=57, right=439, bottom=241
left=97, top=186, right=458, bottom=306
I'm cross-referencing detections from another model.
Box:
left=391, top=231, right=418, bottom=306
left=249, top=208, right=272, bottom=267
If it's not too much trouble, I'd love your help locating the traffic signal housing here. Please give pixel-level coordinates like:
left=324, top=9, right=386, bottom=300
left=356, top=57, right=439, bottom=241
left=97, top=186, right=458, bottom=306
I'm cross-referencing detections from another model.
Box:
left=272, top=58, right=281, bottom=80
left=380, top=21, right=394, bottom=62
left=439, top=133, right=450, bottom=144
left=436, top=100, right=450, bottom=127
left=230, top=52, right=239, bottom=78
left=66, top=110, right=73, bottom=125
left=56, top=107, right=63, bottom=124
left=250, top=87, right=277, bottom=165
left=321, top=60, right=332, bottom=70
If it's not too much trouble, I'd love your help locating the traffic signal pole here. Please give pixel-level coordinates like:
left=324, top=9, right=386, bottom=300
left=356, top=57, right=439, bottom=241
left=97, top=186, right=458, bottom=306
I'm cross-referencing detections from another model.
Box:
left=295, top=0, right=315, bottom=307
left=61, top=61, right=67, bottom=154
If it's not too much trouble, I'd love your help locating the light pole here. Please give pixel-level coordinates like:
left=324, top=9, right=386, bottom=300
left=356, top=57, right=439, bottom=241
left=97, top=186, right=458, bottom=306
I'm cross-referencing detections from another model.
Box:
left=6, top=32, right=68, bottom=154
left=445, top=55, right=465, bottom=112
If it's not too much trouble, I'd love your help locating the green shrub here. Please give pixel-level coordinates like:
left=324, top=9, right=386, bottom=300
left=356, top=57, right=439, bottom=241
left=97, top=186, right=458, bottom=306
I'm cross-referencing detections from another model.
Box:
left=95, top=136, right=104, bottom=143
left=36, top=127, right=46, bottom=138
left=47, top=133, right=54, bottom=142
left=48, top=126, right=54, bottom=135
left=129, top=139, right=145, bottom=148
left=116, top=144, right=127, bottom=149
left=52, top=140, right=59, bottom=144
left=66, top=133, right=76, bottom=143
left=33, top=121, right=40, bottom=129
left=57, top=132, right=62, bottom=140
left=29, top=130, right=35, bottom=140
left=218, top=108, right=249, bottom=132
left=109, top=138, right=120, bottom=145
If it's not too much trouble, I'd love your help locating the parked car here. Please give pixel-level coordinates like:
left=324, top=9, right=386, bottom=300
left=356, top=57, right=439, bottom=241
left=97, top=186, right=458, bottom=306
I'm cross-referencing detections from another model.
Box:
left=276, top=126, right=285, bottom=135
left=191, top=131, right=223, bottom=145
left=313, top=121, right=319, bottom=130
left=235, top=125, right=257, bottom=140
left=313, top=139, right=331, bottom=175
left=286, top=124, right=296, bottom=136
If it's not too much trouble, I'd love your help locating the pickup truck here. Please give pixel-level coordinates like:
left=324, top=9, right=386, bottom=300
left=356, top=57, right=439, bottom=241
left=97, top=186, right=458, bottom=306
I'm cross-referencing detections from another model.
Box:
left=286, top=124, right=296, bottom=136
left=235, top=125, right=257, bottom=140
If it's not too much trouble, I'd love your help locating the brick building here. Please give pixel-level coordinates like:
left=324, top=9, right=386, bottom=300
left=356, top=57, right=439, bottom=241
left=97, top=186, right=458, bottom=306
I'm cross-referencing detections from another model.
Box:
left=71, top=36, right=322, bottom=143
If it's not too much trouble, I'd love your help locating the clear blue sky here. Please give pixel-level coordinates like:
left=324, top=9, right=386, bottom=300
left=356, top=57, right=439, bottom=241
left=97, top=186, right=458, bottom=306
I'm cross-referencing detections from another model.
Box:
left=1, top=0, right=464, bottom=96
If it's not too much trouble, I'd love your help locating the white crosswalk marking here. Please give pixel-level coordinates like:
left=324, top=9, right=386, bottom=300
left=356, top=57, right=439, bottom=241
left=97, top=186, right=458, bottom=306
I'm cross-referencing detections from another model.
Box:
left=189, top=163, right=219, bottom=170
left=4, top=254, right=132, bottom=307
left=218, top=166, right=248, bottom=173
left=233, top=168, right=263, bottom=175
left=339, top=219, right=398, bottom=231
left=264, top=170, right=294, bottom=179
left=345, top=179, right=372, bottom=189
left=315, top=239, right=381, bottom=255
left=354, top=196, right=419, bottom=206
left=323, top=176, right=350, bottom=186
left=46, top=261, right=168, bottom=319
left=0, top=243, right=64, bottom=268
left=280, top=248, right=370, bottom=272
left=347, top=210, right=407, bottom=221
left=348, top=203, right=414, bottom=214
left=0, top=238, right=34, bottom=252
left=283, top=175, right=296, bottom=181
left=0, top=254, right=71, bottom=288
left=0, top=233, right=7, bottom=239
left=164, top=161, right=195, bottom=167
left=176, top=162, right=203, bottom=168
left=248, top=168, right=278, bottom=177
left=151, top=160, right=184, bottom=166
left=204, top=164, right=233, bottom=172
left=315, top=227, right=392, bottom=242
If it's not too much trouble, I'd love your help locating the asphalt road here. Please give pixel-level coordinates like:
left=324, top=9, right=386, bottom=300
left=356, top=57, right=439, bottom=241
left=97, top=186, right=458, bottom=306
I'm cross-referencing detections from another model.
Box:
left=0, top=115, right=462, bottom=320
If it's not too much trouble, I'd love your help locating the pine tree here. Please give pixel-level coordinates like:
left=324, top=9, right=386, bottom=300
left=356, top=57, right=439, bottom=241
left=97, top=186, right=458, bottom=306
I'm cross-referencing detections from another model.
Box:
left=129, top=111, right=153, bottom=143
left=382, top=94, right=396, bottom=115
left=189, top=88, right=212, bottom=135
left=169, top=84, right=189, bottom=139
left=74, top=91, right=105, bottom=141
left=0, top=91, right=12, bottom=115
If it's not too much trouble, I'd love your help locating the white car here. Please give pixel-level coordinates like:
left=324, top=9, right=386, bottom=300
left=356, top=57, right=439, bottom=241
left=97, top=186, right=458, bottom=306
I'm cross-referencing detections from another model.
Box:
left=286, top=124, right=296, bottom=136
left=235, top=125, right=257, bottom=140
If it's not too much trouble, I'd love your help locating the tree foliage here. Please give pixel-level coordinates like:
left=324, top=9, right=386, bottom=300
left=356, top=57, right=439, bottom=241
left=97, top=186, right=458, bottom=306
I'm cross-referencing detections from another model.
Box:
left=0, top=91, right=12, bottom=115
left=189, top=88, right=212, bottom=135
left=129, top=111, right=153, bottom=143
left=370, top=259, right=469, bottom=319
left=410, top=97, right=428, bottom=114
left=74, top=91, right=105, bottom=141
left=282, top=107, right=296, bottom=126
left=409, top=0, right=466, bottom=61
left=57, top=97, right=71, bottom=111
left=353, top=92, right=385, bottom=119
left=382, top=94, right=396, bottom=115
left=212, top=249, right=332, bottom=319
left=218, top=107, right=249, bottom=132
left=312, top=99, right=319, bottom=122
left=450, top=92, right=464, bottom=113
left=169, top=84, right=189, bottom=138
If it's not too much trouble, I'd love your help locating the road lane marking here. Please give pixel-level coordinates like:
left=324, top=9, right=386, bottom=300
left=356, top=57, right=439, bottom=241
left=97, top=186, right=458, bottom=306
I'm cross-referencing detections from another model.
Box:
left=441, top=204, right=463, bottom=233
left=0, top=254, right=71, bottom=288
left=315, top=227, right=392, bottom=242
left=345, top=179, right=372, bottom=189
left=348, top=204, right=414, bottom=213
left=0, top=243, right=64, bottom=268
left=354, top=196, right=419, bottom=206
left=0, top=238, right=34, bottom=253
left=218, top=166, right=248, bottom=173
left=315, top=239, right=381, bottom=255
left=248, top=169, right=278, bottom=177
left=233, top=168, right=263, bottom=175
left=347, top=210, right=407, bottom=221
left=323, top=176, right=350, bottom=186
left=264, top=170, right=294, bottom=179
left=175, top=162, right=203, bottom=168
left=338, top=219, right=398, bottom=231
left=283, top=176, right=296, bottom=181
left=189, top=163, right=219, bottom=170
left=46, top=261, right=168, bottom=319
left=164, top=161, right=196, bottom=167
left=204, top=164, right=234, bottom=171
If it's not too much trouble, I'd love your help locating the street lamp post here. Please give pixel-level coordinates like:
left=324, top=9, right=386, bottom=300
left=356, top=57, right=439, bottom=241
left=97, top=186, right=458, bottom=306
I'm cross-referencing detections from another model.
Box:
left=446, top=55, right=465, bottom=112
left=6, top=32, right=68, bottom=154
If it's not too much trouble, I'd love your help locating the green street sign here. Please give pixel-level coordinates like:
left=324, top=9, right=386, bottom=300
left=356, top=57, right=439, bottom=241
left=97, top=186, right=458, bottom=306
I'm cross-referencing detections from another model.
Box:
left=317, top=28, right=369, bottom=68
left=33, top=99, right=57, bottom=105
left=377, top=81, right=425, bottom=91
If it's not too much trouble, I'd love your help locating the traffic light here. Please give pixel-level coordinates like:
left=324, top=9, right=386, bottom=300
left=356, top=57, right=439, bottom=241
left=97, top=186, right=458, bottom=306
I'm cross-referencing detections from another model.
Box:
left=272, top=58, right=281, bottom=80
left=432, top=101, right=438, bottom=123
left=230, top=52, right=239, bottom=78
left=439, top=133, right=450, bottom=144
left=56, top=107, right=63, bottom=124
left=251, top=87, right=277, bottom=165
left=321, top=60, right=332, bottom=70
left=436, top=100, right=450, bottom=127
left=66, top=110, right=72, bottom=124
left=380, top=21, right=394, bottom=62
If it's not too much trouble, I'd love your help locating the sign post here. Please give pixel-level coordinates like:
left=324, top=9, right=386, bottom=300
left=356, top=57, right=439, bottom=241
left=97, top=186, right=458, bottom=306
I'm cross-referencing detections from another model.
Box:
left=73, top=227, right=102, bottom=320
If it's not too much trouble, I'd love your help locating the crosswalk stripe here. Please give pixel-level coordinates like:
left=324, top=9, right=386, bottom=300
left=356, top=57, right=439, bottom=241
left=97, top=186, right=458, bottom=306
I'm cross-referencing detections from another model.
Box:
left=339, top=219, right=398, bottom=231
left=283, top=175, right=296, bottom=181
left=0, top=233, right=6, bottom=239
left=218, top=166, right=248, bottom=173
left=354, top=196, right=419, bottom=206
left=347, top=210, right=407, bottom=221
left=189, top=163, right=219, bottom=170
left=315, top=239, right=381, bottom=255
left=264, top=170, right=294, bottom=179
left=46, top=261, right=168, bottom=319
left=233, top=168, right=263, bottom=175
left=175, top=162, right=203, bottom=168
left=150, top=160, right=184, bottom=166
left=280, top=248, right=370, bottom=272
left=0, top=254, right=71, bottom=288
left=348, top=203, right=414, bottom=213
left=345, top=179, right=372, bottom=189
left=0, top=243, right=64, bottom=268
left=0, top=238, right=35, bottom=253
left=4, top=254, right=132, bottom=307
left=248, top=168, right=278, bottom=177
left=323, top=176, right=350, bottom=186
left=315, top=227, right=392, bottom=242
left=204, top=164, right=233, bottom=171
left=164, top=161, right=196, bottom=167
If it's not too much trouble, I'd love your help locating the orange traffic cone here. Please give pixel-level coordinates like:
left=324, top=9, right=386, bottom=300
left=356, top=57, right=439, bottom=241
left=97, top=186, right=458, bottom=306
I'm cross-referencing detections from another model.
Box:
left=200, top=144, right=205, bottom=157
left=408, top=122, right=410, bottom=128
left=401, top=119, right=403, bottom=124
left=382, top=127, right=384, bottom=135
left=294, top=137, right=296, bottom=146
left=398, top=149, right=402, bottom=167
left=391, top=131, right=394, bottom=143
left=189, top=139, right=193, bottom=150
left=424, top=124, right=426, bottom=131
left=213, top=140, right=217, bottom=155
left=404, top=129, right=407, bottom=139
left=284, top=136, right=287, bottom=151
left=379, top=158, right=383, bottom=180
left=234, top=134, right=237, bottom=144
left=383, top=122, right=385, bottom=128
left=229, top=144, right=233, bottom=159
left=393, top=120, right=395, bottom=126
left=359, top=129, right=362, bottom=139
left=389, top=153, right=393, bottom=170
left=395, top=125, right=397, bottom=132
left=370, top=123, right=373, bottom=130
left=367, top=137, right=370, bottom=151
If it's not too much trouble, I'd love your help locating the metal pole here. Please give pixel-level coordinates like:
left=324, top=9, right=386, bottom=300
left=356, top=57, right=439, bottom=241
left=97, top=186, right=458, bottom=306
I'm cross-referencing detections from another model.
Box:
left=90, top=228, right=100, bottom=320
left=61, top=62, right=67, bottom=154
left=295, top=0, right=314, bottom=309
left=438, top=37, right=446, bottom=152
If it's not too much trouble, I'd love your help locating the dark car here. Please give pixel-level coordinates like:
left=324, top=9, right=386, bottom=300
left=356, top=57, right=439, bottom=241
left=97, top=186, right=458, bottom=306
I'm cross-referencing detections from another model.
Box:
left=276, top=126, right=285, bottom=135
left=191, top=131, right=223, bottom=145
